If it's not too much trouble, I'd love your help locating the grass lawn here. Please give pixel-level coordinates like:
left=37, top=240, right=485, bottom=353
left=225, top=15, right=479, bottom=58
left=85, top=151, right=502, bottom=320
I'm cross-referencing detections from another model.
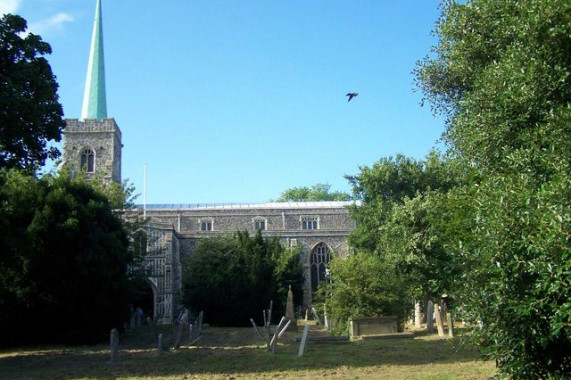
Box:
left=0, top=323, right=495, bottom=380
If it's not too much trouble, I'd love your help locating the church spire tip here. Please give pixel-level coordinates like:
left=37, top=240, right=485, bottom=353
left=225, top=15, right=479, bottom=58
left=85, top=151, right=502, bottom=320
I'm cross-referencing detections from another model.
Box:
left=81, top=0, right=107, bottom=121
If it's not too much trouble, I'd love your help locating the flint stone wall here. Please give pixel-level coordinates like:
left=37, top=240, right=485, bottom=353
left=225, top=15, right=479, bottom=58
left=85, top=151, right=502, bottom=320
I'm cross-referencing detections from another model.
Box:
left=134, top=202, right=357, bottom=323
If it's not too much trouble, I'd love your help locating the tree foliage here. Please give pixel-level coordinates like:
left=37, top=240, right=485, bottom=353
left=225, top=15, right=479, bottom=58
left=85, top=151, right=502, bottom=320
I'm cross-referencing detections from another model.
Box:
left=346, top=152, right=458, bottom=253
left=415, top=0, right=571, bottom=377
left=181, top=231, right=303, bottom=326
left=325, top=152, right=460, bottom=331
left=0, top=14, right=65, bottom=173
left=276, top=183, right=353, bottom=202
left=322, top=253, right=410, bottom=335
left=0, top=169, right=134, bottom=345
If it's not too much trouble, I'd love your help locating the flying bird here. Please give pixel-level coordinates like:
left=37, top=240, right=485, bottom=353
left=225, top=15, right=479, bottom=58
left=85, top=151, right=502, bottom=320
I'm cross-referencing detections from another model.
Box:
left=346, top=92, right=358, bottom=102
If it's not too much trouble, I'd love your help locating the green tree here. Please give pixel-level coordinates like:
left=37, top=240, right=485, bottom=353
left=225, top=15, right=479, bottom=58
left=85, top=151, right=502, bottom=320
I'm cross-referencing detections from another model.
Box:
left=0, top=169, right=133, bottom=345
left=337, top=151, right=461, bottom=326
left=416, top=0, right=571, bottom=377
left=276, top=183, right=353, bottom=202
left=323, top=253, right=410, bottom=335
left=181, top=231, right=303, bottom=326
left=0, top=14, right=65, bottom=173
left=346, top=152, right=458, bottom=253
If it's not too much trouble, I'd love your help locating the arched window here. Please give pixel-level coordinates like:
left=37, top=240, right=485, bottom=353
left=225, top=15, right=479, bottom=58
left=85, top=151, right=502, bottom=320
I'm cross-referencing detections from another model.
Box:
left=80, top=148, right=95, bottom=172
left=200, top=220, right=213, bottom=231
left=310, top=243, right=331, bottom=292
left=253, top=218, right=266, bottom=231
left=132, top=230, right=148, bottom=256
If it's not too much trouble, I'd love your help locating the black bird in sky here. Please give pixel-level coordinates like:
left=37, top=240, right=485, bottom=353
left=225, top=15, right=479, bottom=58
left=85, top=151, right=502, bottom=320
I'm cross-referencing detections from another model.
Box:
left=346, top=92, right=358, bottom=102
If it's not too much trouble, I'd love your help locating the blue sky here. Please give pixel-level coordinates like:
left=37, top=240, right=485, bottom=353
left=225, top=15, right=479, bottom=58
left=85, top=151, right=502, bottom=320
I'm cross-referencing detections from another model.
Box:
left=3, top=0, right=445, bottom=204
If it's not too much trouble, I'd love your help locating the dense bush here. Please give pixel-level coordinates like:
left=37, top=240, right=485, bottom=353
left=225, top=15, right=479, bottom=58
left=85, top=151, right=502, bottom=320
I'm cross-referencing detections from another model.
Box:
left=181, top=231, right=303, bottom=326
left=0, top=170, right=134, bottom=345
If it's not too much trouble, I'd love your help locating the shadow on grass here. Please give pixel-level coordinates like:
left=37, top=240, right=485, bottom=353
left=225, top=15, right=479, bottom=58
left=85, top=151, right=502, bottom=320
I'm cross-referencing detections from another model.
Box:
left=0, top=326, right=488, bottom=380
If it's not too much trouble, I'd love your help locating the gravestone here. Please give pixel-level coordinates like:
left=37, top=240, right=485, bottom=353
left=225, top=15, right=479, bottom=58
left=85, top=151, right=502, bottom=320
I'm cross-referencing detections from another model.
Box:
left=298, top=325, right=310, bottom=357
left=311, top=307, right=324, bottom=325
left=158, top=333, right=164, bottom=355
left=173, top=308, right=189, bottom=348
left=414, top=302, right=422, bottom=328
left=285, top=286, right=298, bottom=331
left=324, top=304, right=330, bottom=331
left=447, top=313, right=454, bottom=337
left=426, top=301, right=434, bottom=334
left=250, top=318, right=263, bottom=339
left=197, top=310, right=204, bottom=332
left=434, top=303, right=445, bottom=337
left=110, top=328, right=119, bottom=362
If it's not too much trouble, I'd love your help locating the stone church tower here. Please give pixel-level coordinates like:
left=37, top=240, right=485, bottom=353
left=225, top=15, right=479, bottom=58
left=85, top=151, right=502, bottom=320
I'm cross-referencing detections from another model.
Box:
left=62, top=0, right=121, bottom=184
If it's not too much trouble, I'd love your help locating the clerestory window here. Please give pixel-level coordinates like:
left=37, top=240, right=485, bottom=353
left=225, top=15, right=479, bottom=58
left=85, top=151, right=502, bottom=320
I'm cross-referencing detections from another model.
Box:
left=301, top=216, right=318, bottom=230
left=254, top=219, right=266, bottom=231
left=200, top=220, right=213, bottom=231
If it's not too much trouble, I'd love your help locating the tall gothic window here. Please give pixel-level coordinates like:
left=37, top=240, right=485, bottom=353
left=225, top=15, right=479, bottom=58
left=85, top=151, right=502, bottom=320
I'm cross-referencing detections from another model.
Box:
left=132, top=230, right=148, bottom=256
left=310, top=242, right=331, bottom=292
left=81, top=148, right=95, bottom=172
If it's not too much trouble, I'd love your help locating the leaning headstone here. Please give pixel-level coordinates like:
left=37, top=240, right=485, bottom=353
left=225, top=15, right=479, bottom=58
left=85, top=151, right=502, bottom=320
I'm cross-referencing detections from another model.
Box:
left=174, top=309, right=189, bottom=348
left=278, top=320, right=292, bottom=338
left=189, top=323, right=202, bottom=346
left=173, top=323, right=184, bottom=348
left=270, top=316, right=286, bottom=353
left=110, top=328, right=119, bottom=362
left=426, top=301, right=434, bottom=334
left=447, top=313, right=454, bottom=337
left=250, top=318, right=263, bottom=339
left=311, top=307, right=324, bottom=326
left=414, top=302, right=422, bottom=328
left=298, top=325, right=310, bottom=357
left=434, top=303, right=445, bottom=337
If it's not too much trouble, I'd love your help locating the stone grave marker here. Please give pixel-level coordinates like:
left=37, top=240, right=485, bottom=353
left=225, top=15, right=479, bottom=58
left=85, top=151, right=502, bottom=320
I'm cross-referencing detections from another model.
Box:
left=158, top=333, right=164, bottom=355
left=311, top=307, right=324, bottom=325
left=434, top=303, right=445, bottom=337
left=426, top=301, right=434, bottom=334
left=447, top=313, right=454, bottom=337
left=110, top=328, right=119, bottom=362
left=285, top=286, right=297, bottom=331
left=298, top=325, right=310, bottom=357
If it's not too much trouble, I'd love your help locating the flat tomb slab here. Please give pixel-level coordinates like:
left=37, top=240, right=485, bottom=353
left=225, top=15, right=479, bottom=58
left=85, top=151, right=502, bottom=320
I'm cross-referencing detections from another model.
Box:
left=350, top=316, right=398, bottom=337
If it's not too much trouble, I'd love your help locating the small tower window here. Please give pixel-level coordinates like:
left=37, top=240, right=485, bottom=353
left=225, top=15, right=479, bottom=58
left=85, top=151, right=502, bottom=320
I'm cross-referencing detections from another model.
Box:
left=81, top=148, right=95, bottom=172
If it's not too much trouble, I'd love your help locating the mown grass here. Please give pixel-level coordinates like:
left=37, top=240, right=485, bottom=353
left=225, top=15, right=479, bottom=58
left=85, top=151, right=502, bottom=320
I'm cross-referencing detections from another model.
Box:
left=0, top=324, right=495, bottom=380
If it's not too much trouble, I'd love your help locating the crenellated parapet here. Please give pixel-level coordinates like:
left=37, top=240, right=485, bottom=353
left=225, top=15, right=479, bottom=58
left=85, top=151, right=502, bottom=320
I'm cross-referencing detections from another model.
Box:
left=65, top=118, right=122, bottom=140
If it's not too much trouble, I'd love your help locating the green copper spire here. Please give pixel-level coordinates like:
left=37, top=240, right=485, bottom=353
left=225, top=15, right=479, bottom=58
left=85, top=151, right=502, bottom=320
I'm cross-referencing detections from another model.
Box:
left=81, top=0, right=107, bottom=120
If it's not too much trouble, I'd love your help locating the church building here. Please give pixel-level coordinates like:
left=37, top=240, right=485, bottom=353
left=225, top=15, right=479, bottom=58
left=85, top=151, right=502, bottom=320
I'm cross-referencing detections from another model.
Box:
left=62, top=0, right=357, bottom=324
